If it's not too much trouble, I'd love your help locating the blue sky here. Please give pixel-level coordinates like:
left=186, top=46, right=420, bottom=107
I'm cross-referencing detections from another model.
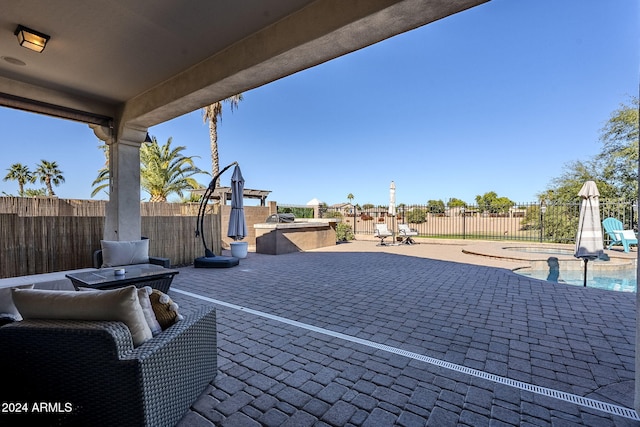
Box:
left=1, top=0, right=638, bottom=207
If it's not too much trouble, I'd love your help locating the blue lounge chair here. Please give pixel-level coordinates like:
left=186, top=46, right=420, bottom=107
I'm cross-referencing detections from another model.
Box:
left=602, top=217, right=638, bottom=252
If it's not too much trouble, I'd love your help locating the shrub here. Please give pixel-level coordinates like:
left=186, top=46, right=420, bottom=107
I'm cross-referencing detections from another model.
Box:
left=336, top=222, right=354, bottom=241
left=324, top=210, right=343, bottom=219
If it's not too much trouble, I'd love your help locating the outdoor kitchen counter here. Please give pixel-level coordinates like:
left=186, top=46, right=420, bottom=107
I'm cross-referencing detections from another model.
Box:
left=254, top=220, right=338, bottom=255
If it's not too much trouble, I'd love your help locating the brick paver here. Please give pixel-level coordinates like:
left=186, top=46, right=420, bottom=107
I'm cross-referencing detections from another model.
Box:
left=170, top=240, right=638, bottom=426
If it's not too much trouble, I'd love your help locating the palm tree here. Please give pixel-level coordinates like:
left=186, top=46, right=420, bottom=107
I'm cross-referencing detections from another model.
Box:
left=35, top=160, right=65, bottom=196
left=202, top=94, right=243, bottom=177
left=3, top=163, right=35, bottom=196
left=140, top=136, right=207, bottom=202
left=91, top=143, right=109, bottom=197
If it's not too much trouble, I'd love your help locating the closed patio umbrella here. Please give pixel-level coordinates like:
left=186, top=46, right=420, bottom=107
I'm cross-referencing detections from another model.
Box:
left=389, top=181, right=396, bottom=244
left=388, top=181, right=396, bottom=217
left=574, top=180, right=604, bottom=287
left=227, top=164, right=247, bottom=242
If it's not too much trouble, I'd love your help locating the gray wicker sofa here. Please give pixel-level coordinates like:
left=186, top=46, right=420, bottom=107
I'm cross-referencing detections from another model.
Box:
left=0, top=306, right=217, bottom=427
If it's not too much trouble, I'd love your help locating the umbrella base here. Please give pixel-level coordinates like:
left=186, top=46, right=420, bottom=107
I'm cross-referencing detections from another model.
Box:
left=194, top=256, right=239, bottom=268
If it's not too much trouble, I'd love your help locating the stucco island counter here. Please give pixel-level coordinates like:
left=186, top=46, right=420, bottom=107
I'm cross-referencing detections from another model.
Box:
left=254, top=219, right=338, bottom=255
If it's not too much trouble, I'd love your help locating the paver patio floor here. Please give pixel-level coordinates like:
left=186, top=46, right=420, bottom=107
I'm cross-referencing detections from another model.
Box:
left=170, top=240, right=638, bottom=426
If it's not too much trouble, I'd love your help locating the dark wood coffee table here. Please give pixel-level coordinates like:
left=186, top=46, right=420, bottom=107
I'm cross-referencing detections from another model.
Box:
left=66, top=264, right=179, bottom=293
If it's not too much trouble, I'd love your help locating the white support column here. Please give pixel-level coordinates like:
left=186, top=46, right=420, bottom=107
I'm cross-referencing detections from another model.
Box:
left=103, top=125, right=146, bottom=241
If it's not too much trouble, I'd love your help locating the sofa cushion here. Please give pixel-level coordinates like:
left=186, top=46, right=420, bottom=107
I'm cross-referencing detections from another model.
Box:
left=12, top=286, right=153, bottom=346
left=100, top=239, right=149, bottom=267
left=0, top=284, right=34, bottom=321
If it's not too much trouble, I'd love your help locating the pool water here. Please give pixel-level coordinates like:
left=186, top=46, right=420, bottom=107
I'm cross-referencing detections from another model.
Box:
left=517, top=268, right=637, bottom=292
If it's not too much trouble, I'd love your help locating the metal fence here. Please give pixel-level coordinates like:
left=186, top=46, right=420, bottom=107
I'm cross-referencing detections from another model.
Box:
left=322, top=201, right=637, bottom=244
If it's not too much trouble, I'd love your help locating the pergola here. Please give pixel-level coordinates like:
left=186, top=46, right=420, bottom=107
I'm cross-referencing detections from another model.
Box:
left=9, top=0, right=639, bottom=414
left=191, top=187, right=272, bottom=206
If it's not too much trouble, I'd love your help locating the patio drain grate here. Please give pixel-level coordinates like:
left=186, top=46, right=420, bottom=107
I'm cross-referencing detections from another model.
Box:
left=174, top=288, right=640, bottom=422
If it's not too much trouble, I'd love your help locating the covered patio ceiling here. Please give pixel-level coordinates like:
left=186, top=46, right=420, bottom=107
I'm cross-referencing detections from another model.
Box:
left=0, top=0, right=488, bottom=134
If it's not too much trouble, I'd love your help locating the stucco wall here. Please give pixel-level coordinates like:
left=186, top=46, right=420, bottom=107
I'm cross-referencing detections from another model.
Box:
left=220, top=201, right=276, bottom=251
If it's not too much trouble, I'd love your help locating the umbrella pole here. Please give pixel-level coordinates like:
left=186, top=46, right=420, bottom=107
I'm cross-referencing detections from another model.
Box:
left=195, top=161, right=238, bottom=257
left=583, top=259, right=588, bottom=287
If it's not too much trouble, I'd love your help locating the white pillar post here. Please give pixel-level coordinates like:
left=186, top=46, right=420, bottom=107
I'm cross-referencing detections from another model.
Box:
left=104, top=125, right=146, bottom=241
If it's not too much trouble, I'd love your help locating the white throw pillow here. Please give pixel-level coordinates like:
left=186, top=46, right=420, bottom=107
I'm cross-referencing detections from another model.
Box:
left=138, top=287, right=162, bottom=336
left=12, top=285, right=153, bottom=346
left=101, top=239, right=149, bottom=267
left=76, top=285, right=163, bottom=337
left=0, top=284, right=34, bottom=321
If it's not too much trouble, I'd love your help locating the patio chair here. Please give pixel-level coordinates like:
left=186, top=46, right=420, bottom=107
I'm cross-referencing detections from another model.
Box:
left=374, top=223, right=393, bottom=246
left=602, top=217, right=638, bottom=253
left=398, top=223, right=418, bottom=245
left=0, top=306, right=217, bottom=426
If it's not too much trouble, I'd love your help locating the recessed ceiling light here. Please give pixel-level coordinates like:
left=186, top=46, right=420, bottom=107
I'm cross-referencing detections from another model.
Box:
left=2, top=56, right=26, bottom=66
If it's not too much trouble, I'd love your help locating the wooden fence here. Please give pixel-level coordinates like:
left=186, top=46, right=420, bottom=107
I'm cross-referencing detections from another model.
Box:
left=0, top=197, right=222, bottom=278
left=0, top=197, right=202, bottom=217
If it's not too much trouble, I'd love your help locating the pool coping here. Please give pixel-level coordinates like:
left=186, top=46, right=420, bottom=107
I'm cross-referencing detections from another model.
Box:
left=461, top=241, right=636, bottom=264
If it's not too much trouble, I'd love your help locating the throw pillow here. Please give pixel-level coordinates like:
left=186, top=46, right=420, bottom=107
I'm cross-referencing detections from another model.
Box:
left=77, top=285, right=163, bottom=337
left=12, top=285, right=153, bottom=346
left=101, top=239, right=149, bottom=267
left=138, top=287, right=162, bottom=336
left=149, top=289, right=183, bottom=330
left=0, top=284, right=34, bottom=321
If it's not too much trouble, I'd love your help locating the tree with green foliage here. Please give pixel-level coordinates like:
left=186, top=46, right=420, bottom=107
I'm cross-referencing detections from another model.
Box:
left=426, top=199, right=445, bottom=214
left=279, top=206, right=314, bottom=218
left=447, top=198, right=467, bottom=208
left=347, top=193, right=355, bottom=215
left=540, top=96, right=638, bottom=203
left=537, top=160, right=617, bottom=204
left=324, top=210, right=343, bottom=219
left=140, top=136, right=206, bottom=202
left=406, top=208, right=427, bottom=224
left=475, top=191, right=513, bottom=214
left=91, top=143, right=109, bottom=198
left=24, top=188, right=47, bottom=197
left=35, top=160, right=65, bottom=196
left=598, top=96, right=639, bottom=201
left=361, top=203, right=374, bottom=210
left=3, top=163, right=35, bottom=197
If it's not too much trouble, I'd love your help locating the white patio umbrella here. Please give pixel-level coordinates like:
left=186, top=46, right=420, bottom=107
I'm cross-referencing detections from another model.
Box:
left=574, top=180, right=604, bottom=287
left=389, top=181, right=396, bottom=244
left=388, top=181, right=396, bottom=216
left=227, top=165, right=247, bottom=241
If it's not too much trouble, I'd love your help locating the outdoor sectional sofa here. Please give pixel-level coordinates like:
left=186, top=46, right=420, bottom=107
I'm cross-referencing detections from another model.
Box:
left=0, top=305, right=217, bottom=426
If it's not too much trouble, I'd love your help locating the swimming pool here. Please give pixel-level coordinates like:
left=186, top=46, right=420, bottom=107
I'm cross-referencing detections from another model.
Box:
left=504, top=247, right=575, bottom=256
left=515, top=268, right=636, bottom=292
